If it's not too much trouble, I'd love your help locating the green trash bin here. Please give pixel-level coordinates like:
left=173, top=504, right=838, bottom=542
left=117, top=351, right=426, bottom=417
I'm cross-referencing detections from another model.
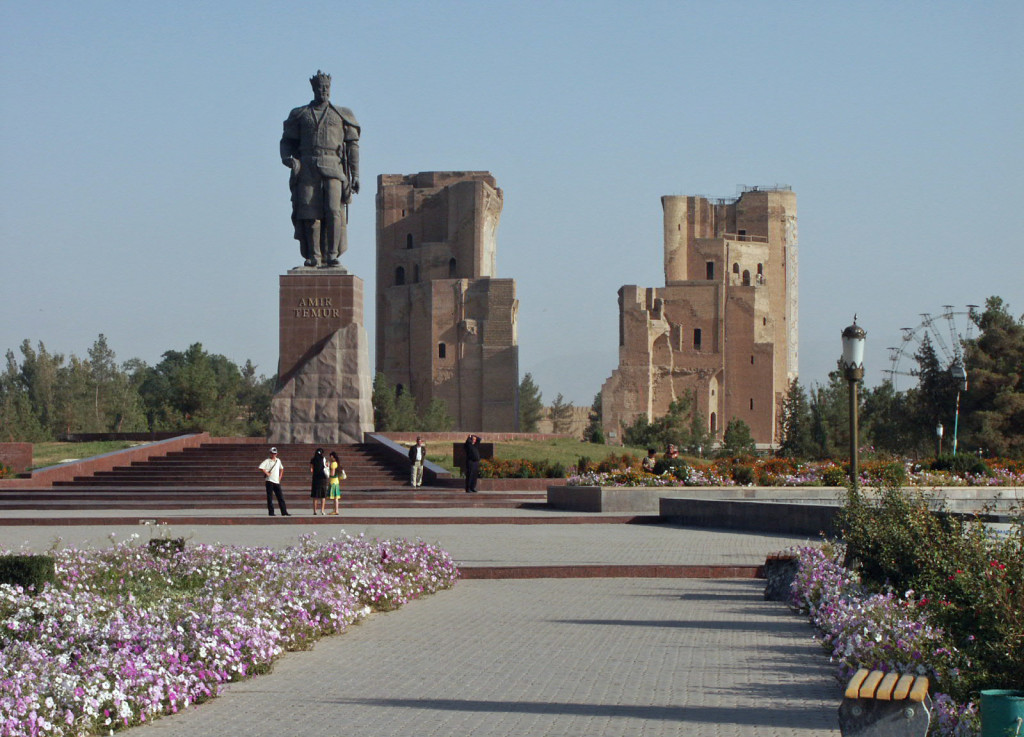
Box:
left=981, top=690, right=1024, bottom=737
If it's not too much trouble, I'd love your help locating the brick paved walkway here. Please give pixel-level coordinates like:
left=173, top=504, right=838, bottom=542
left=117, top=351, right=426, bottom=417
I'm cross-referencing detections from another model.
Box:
left=131, top=578, right=839, bottom=737
left=4, top=507, right=841, bottom=736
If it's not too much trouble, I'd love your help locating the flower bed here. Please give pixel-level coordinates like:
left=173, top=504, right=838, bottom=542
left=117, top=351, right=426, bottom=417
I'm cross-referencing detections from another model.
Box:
left=0, top=533, right=458, bottom=736
left=566, top=456, right=1024, bottom=488
left=791, top=543, right=978, bottom=736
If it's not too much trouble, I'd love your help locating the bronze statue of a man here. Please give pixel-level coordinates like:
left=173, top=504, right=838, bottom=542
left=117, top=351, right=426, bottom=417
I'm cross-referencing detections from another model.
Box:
left=280, top=71, right=360, bottom=267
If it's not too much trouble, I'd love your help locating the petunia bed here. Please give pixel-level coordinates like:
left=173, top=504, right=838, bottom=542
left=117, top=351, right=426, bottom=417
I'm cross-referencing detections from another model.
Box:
left=0, top=532, right=458, bottom=736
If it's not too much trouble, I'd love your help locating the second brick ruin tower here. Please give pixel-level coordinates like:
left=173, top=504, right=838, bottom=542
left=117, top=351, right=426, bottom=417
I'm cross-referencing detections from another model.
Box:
left=601, top=187, right=798, bottom=447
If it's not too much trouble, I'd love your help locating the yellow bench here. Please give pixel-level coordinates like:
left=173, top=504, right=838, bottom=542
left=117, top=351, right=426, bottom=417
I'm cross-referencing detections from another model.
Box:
left=838, top=669, right=931, bottom=737
left=844, top=668, right=930, bottom=702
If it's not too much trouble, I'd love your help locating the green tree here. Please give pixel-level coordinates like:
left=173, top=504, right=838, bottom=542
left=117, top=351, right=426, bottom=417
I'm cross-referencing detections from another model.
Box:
left=778, top=379, right=815, bottom=458
left=136, top=343, right=249, bottom=435
left=686, top=408, right=712, bottom=456
left=962, top=296, right=1024, bottom=457
left=862, top=380, right=918, bottom=456
left=809, top=370, right=849, bottom=459
left=0, top=350, right=47, bottom=441
left=371, top=373, right=450, bottom=432
left=518, top=373, right=544, bottom=432
left=622, top=394, right=695, bottom=450
left=419, top=398, right=455, bottom=432
left=549, top=393, right=575, bottom=434
left=239, top=360, right=274, bottom=436
left=720, top=417, right=756, bottom=457
left=583, top=391, right=604, bottom=443
left=17, top=340, right=64, bottom=436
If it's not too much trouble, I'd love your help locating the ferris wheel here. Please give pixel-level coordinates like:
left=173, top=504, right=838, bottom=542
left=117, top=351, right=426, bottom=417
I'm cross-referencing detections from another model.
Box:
left=884, top=305, right=979, bottom=390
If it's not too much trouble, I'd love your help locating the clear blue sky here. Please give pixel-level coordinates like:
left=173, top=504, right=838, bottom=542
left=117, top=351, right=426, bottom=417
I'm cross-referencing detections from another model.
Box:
left=2, top=1, right=1021, bottom=405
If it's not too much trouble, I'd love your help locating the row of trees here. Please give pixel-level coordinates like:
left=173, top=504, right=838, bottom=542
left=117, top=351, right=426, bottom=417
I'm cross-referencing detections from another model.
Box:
left=0, top=336, right=274, bottom=441
left=371, top=374, right=453, bottom=432
left=780, top=296, right=1024, bottom=459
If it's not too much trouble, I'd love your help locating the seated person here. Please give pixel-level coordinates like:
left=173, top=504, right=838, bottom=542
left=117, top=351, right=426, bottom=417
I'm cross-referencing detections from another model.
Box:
left=665, top=444, right=680, bottom=460
left=641, top=448, right=657, bottom=472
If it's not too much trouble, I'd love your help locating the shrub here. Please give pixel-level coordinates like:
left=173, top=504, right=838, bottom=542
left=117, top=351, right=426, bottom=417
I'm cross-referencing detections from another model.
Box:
left=0, top=462, right=11, bottom=479
left=821, top=465, right=848, bottom=486
left=862, top=460, right=907, bottom=487
left=653, top=457, right=688, bottom=480
left=838, top=486, right=1024, bottom=701
left=479, top=458, right=566, bottom=479
left=731, top=464, right=755, bottom=486
left=0, top=554, right=56, bottom=594
left=930, top=453, right=990, bottom=476
left=148, top=538, right=186, bottom=556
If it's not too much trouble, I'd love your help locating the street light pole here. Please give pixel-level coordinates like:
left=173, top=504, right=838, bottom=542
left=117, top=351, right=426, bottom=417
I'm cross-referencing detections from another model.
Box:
left=841, top=317, right=867, bottom=492
left=951, top=363, right=967, bottom=457
left=936, top=422, right=944, bottom=457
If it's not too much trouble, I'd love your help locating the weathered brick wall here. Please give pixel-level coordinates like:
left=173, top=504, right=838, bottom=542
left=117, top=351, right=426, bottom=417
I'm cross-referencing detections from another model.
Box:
left=0, top=443, right=32, bottom=476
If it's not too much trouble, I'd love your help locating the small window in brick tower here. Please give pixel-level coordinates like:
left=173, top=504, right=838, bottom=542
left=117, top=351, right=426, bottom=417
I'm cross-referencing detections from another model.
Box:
left=449, top=258, right=457, bottom=277
left=395, top=267, right=405, bottom=286
left=710, top=412, right=717, bottom=433
left=438, top=343, right=446, bottom=359
left=750, top=398, right=754, bottom=410
left=693, top=328, right=702, bottom=351
left=742, top=270, right=751, bottom=286
left=406, top=234, right=413, bottom=249
left=706, top=261, right=715, bottom=280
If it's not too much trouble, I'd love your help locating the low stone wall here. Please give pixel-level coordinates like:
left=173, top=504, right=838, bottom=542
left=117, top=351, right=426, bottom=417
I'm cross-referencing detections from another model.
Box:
left=0, top=433, right=211, bottom=489
left=547, top=485, right=669, bottom=513
left=0, top=443, right=32, bottom=476
left=660, top=497, right=840, bottom=536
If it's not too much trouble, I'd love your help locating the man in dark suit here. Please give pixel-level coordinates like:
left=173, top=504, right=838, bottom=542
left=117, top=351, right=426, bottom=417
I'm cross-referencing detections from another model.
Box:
left=464, top=435, right=481, bottom=493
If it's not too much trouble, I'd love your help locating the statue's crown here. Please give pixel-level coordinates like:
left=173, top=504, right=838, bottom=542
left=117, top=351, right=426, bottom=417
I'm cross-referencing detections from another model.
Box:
left=309, top=70, right=332, bottom=87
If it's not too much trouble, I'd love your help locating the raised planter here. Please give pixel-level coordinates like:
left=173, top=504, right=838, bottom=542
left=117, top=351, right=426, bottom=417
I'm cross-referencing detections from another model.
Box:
left=660, top=497, right=840, bottom=536
left=547, top=485, right=670, bottom=513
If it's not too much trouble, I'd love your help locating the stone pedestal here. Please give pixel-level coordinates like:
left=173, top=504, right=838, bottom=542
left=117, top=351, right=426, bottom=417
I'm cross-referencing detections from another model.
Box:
left=268, top=269, right=373, bottom=444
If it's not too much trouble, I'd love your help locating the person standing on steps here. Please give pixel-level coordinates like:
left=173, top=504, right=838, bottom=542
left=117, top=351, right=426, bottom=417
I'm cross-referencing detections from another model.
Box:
left=408, top=436, right=427, bottom=488
left=310, top=447, right=330, bottom=515
left=327, top=450, right=343, bottom=515
left=464, top=434, right=481, bottom=493
left=258, top=447, right=290, bottom=517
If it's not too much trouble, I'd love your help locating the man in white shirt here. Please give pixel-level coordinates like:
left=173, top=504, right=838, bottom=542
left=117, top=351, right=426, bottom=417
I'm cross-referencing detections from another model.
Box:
left=258, top=447, right=291, bottom=516
left=408, top=437, right=427, bottom=487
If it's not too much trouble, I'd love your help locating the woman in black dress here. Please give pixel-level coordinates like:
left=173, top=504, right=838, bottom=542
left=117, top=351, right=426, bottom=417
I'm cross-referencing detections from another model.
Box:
left=309, top=447, right=329, bottom=515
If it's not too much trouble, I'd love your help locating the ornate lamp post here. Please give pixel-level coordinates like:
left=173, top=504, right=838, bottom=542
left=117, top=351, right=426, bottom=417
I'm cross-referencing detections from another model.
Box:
left=841, top=317, right=866, bottom=491
left=936, top=422, right=944, bottom=457
left=950, top=363, right=968, bottom=456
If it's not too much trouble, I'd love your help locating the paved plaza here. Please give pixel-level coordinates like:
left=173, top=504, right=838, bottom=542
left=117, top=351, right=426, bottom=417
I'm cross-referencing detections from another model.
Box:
left=1, top=506, right=841, bottom=736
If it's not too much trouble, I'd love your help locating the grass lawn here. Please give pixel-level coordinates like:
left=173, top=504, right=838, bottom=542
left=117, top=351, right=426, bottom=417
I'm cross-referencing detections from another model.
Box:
left=426, top=437, right=649, bottom=475
left=31, top=440, right=147, bottom=470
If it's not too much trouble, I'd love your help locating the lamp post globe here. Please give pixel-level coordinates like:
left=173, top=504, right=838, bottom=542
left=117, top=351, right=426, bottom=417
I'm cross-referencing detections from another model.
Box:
left=840, top=317, right=866, bottom=490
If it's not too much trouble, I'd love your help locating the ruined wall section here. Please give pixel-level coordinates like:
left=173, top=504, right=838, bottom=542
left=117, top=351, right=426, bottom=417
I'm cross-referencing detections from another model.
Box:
left=376, top=172, right=518, bottom=432
left=603, top=188, right=797, bottom=447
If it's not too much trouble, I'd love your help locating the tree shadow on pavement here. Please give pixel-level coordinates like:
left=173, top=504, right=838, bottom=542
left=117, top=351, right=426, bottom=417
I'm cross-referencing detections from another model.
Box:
left=329, top=697, right=837, bottom=729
